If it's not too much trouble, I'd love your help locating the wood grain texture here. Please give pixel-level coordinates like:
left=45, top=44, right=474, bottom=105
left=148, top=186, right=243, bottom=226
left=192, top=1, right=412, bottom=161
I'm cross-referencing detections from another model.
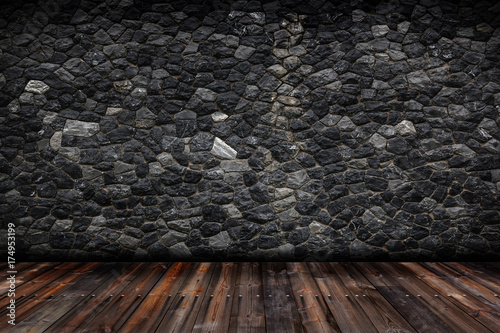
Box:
left=6, top=262, right=499, bottom=332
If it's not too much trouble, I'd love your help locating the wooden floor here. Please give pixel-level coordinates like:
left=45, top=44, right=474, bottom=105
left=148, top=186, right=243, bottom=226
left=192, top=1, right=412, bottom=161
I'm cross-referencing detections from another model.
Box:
left=1, top=262, right=499, bottom=332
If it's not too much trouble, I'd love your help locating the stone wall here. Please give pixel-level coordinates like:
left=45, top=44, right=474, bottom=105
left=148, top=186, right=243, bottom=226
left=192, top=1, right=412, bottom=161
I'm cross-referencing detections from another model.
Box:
left=1, top=0, right=500, bottom=261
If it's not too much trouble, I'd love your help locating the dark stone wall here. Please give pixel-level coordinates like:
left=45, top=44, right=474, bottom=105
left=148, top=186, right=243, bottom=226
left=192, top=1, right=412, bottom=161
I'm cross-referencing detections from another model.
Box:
left=1, top=0, right=500, bottom=261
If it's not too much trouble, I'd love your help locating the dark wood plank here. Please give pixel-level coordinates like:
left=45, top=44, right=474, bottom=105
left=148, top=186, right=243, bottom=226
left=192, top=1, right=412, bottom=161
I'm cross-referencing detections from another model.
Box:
left=355, top=263, right=453, bottom=333
left=81, top=262, right=171, bottom=333
left=0, top=262, right=59, bottom=294
left=422, top=262, right=500, bottom=312
left=191, top=262, right=238, bottom=333
left=308, top=262, right=377, bottom=332
left=333, top=263, right=417, bottom=333
left=228, top=262, right=265, bottom=333
left=463, top=262, right=500, bottom=281
left=262, top=262, right=303, bottom=333
left=118, top=262, right=194, bottom=333
left=401, top=262, right=500, bottom=332
left=46, top=262, right=148, bottom=332
left=0, top=262, right=82, bottom=310
left=374, top=262, right=491, bottom=333
left=286, top=262, right=341, bottom=333
left=10, top=262, right=127, bottom=333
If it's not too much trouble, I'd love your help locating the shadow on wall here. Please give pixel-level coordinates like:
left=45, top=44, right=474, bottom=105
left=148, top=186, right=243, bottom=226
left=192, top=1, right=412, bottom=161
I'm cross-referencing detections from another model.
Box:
left=0, top=0, right=500, bottom=261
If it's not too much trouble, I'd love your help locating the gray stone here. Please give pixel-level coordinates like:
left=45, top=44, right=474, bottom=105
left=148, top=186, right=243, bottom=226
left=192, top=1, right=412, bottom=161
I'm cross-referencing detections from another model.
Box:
left=209, top=231, right=230, bottom=249
left=169, top=242, right=191, bottom=258
left=211, top=112, right=228, bottom=122
left=371, top=25, right=390, bottom=37
left=59, top=147, right=80, bottom=161
left=108, top=184, right=131, bottom=199
left=448, top=104, right=470, bottom=120
left=118, top=234, right=139, bottom=249
left=157, top=152, right=175, bottom=166
left=452, top=144, right=476, bottom=158
left=308, top=69, right=338, bottom=85
left=352, top=9, right=366, bottom=22
left=337, top=116, right=356, bottom=131
left=149, top=162, right=164, bottom=177
left=234, top=45, right=256, bottom=60
left=63, top=120, right=100, bottom=137
left=287, top=170, right=309, bottom=189
left=52, top=220, right=73, bottom=232
left=161, top=231, right=187, bottom=247
left=50, top=131, right=62, bottom=151
left=167, top=220, right=191, bottom=233
left=407, top=71, right=431, bottom=90
left=211, top=137, right=237, bottom=159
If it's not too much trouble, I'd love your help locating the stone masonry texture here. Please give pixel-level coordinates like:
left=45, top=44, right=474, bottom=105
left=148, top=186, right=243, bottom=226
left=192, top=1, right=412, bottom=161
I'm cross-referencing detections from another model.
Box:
left=1, top=0, right=500, bottom=261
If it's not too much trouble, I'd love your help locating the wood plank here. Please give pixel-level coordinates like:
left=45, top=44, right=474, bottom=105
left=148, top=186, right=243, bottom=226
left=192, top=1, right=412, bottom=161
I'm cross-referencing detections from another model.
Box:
left=0, top=262, right=82, bottom=310
left=228, top=262, right=265, bottom=333
left=373, top=262, right=491, bottom=333
left=0, top=262, right=101, bottom=328
left=45, top=262, right=149, bottom=332
left=81, top=262, right=171, bottom=333
left=191, top=262, right=238, bottom=333
left=0, top=262, right=59, bottom=294
left=156, top=262, right=215, bottom=333
left=354, top=263, right=453, bottom=333
left=443, top=262, right=500, bottom=297
left=262, top=262, right=303, bottom=333
left=118, top=262, right=194, bottom=333
left=286, top=262, right=341, bottom=333
left=401, top=262, right=500, bottom=332
left=307, top=262, right=377, bottom=332
left=463, top=262, right=500, bottom=281
left=422, top=262, right=500, bottom=312
left=9, top=262, right=126, bottom=333
left=333, top=263, right=417, bottom=333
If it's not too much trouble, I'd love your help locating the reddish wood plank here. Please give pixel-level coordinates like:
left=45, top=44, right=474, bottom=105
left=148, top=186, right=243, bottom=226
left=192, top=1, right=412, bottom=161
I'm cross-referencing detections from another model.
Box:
left=81, top=262, right=171, bottom=333
left=286, top=262, right=341, bottom=333
left=0, top=262, right=101, bottom=327
left=229, top=262, right=265, bottom=333
left=262, top=262, right=303, bottom=333
left=191, top=262, right=238, bottom=333
left=401, top=262, right=500, bottom=332
left=8, top=262, right=127, bottom=333
left=0, top=262, right=82, bottom=310
left=355, top=263, right=453, bottom=333
left=332, top=263, right=417, bottom=333
left=0, top=262, right=59, bottom=294
left=307, top=262, right=377, bottom=332
left=118, top=262, right=194, bottom=333
left=373, top=262, right=491, bottom=333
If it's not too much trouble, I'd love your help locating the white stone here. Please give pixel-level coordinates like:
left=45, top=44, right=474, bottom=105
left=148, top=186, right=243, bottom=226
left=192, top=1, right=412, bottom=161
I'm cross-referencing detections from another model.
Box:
left=211, top=137, right=237, bottom=159
left=211, top=111, right=228, bottom=122
left=395, top=120, right=417, bottom=136
left=25, top=80, right=50, bottom=94
left=63, top=120, right=99, bottom=137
